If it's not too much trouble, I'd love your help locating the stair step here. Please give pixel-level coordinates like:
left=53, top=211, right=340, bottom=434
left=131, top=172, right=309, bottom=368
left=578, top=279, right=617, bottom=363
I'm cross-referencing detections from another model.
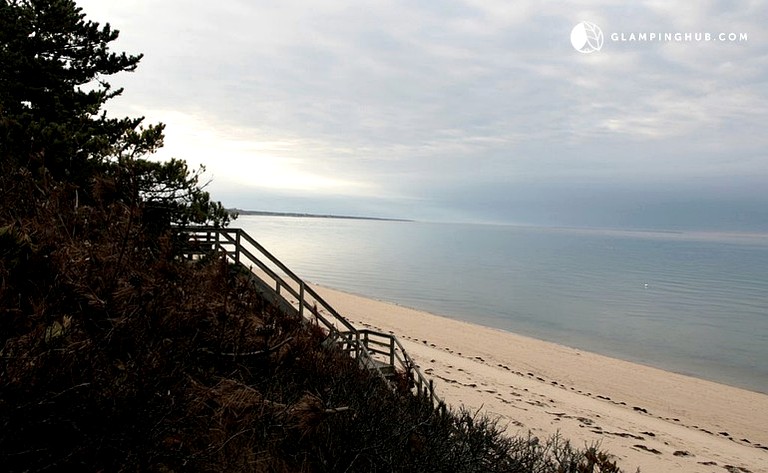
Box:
left=364, top=359, right=397, bottom=377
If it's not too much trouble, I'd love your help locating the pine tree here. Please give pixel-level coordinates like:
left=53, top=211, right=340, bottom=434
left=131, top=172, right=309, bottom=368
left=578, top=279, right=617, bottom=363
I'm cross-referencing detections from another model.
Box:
left=1, top=0, right=150, bottom=178
left=0, top=0, right=233, bottom=227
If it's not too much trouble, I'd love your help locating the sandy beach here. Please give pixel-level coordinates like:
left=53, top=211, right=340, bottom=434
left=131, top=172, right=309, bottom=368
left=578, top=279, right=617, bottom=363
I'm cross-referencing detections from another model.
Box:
left=310, top=284, right=768, bottom=473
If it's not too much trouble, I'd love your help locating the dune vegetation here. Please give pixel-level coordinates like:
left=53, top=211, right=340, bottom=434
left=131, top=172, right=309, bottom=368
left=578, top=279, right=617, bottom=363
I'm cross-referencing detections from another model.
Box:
left=1, top=1, right=627, bottom=471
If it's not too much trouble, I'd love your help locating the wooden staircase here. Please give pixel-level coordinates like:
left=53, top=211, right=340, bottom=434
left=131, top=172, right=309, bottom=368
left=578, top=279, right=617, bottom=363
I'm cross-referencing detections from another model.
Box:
left=178, top=226, right=442, bottom=410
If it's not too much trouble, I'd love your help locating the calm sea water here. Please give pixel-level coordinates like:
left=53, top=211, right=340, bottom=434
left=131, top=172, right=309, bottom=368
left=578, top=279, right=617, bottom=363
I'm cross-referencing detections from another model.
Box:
left=238, top=216, right=768, bottom=394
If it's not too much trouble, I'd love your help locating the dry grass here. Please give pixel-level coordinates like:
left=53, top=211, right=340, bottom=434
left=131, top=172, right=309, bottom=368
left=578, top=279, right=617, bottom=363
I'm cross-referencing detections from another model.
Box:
left=0, top=169, right=627, bottom=472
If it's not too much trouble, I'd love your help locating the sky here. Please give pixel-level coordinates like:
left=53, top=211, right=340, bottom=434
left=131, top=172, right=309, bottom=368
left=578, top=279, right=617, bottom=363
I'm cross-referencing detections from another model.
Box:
left=77, top=0, right=768, bottom=231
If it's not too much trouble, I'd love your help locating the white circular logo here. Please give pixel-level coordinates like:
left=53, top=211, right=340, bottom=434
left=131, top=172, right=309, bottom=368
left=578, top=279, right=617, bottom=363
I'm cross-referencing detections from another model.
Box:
left=571, top=21, right=604, bottom=53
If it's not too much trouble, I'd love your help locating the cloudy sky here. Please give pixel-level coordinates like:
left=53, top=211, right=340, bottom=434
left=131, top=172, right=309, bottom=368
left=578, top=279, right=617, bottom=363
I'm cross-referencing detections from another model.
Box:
left=77, top=1, right=767, bottom=231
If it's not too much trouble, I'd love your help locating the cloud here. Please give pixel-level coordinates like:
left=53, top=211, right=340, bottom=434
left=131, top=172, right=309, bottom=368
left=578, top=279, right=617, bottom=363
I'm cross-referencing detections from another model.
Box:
left=77, top=0, right=768, bottom=229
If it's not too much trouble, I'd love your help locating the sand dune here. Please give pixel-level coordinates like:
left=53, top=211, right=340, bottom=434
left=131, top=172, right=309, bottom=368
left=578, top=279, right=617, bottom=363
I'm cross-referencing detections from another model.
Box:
left=312, top=284, right=768, bottom=473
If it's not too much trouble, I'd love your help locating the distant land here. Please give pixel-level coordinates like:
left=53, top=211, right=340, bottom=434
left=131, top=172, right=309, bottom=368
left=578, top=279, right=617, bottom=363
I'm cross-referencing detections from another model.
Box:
left=232, top=209, right=412, bottom=222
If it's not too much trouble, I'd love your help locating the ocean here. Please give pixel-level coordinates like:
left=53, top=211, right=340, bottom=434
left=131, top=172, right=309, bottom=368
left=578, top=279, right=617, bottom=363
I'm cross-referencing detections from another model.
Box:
left=237, top=215, right=768, bottom=394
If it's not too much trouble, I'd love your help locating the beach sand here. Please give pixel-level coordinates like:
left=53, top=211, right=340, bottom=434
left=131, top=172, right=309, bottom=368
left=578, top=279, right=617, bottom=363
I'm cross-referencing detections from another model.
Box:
left=311, top=284, right=768, bottom=473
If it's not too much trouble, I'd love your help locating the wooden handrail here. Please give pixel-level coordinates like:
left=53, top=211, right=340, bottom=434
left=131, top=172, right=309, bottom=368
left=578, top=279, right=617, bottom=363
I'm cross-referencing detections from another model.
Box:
left=177, top=226, right=443, bottom=409
left=356, top=329, right=441, bottom=406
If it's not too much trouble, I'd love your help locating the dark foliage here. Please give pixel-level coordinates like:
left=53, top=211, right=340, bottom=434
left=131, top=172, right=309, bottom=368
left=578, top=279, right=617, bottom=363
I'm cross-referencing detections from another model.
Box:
left=0, top=178, right=626, bottom=471
left=1, top=1, right=627, bottom=472
left=0, top=0, right=233, bottom=228
left=1, top=0, right=147, bottom=184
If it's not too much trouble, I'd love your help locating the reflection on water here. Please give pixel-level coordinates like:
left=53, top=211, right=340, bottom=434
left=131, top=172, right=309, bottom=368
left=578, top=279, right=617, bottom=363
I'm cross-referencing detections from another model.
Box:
left=238, top=216, right=768, bottom=393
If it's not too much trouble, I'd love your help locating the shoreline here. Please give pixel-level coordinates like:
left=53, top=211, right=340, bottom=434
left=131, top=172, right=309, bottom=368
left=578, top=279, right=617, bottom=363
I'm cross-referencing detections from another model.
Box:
left=239, top=215, right=768, bottom=395
left=314, top=282, right=766, bottom=396
left=309, top=283, right=768, bottom=473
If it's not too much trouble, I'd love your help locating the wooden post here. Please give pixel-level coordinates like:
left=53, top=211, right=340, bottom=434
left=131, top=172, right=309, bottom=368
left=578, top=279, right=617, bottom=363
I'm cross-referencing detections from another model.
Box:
left=299, top=282, right=305, bottom=318
left=355, top=332, right=361, bottom=359
left=389, top=337, right=395, bottom=368
left=429, top=379, right=434, bottom=405
left=235, top=230, right=241, bottom=263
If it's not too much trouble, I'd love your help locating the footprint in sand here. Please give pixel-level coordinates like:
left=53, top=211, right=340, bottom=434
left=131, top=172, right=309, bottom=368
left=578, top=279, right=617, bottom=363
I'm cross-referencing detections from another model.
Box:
left=633, top=444, right=662, bottom=455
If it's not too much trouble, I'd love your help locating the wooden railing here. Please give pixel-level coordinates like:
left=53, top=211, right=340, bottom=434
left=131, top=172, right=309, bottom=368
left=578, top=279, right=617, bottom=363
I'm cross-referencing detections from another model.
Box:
left=177, top=226, right=442, bottom=408
left=355, top=329, right=438, bottom=402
